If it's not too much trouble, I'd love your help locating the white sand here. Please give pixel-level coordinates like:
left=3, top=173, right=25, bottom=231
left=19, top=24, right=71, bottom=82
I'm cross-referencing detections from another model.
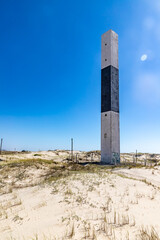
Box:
left=1, top=165, right=160, bottom=239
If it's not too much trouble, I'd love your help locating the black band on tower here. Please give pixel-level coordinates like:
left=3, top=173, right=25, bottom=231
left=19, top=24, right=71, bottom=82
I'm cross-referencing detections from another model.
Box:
left=101, top=65, right=119, bottom=113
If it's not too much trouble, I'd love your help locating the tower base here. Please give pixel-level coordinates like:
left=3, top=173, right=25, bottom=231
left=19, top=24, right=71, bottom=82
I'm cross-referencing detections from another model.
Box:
left=101, top=111, right=120, bottom=164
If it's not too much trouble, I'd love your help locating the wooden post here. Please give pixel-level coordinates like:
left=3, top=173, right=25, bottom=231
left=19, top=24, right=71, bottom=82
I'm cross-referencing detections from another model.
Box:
left=0, top=138, right=3, bottom=155
left=71, top=138, right=73, bottom=161
left=136, top=150, right=137, bottom=164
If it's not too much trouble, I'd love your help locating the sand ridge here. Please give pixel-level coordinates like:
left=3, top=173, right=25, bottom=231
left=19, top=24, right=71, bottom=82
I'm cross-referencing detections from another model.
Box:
left=0, top=151, right=160, bottom=239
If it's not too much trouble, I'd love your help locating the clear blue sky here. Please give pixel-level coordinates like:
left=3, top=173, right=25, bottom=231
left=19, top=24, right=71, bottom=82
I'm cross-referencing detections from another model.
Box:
left=0, top=0, right=160, bottom=153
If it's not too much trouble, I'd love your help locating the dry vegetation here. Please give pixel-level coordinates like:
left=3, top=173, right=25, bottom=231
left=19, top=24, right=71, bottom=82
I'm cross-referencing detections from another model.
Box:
left=0, top=150, right=160, bottom=239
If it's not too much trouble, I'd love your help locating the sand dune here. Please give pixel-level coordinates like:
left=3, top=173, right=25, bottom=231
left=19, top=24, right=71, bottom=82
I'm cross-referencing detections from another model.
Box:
left=0, top=151, right=160, bottom=239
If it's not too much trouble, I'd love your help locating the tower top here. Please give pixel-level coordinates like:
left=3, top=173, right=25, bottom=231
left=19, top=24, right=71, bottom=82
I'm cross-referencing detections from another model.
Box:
left=101, top=29, right=118, bottom=36
left=101, top=29, right=118, bottom=69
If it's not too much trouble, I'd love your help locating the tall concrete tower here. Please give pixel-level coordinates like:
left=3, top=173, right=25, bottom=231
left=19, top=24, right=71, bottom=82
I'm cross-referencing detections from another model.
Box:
left=101, top=29, right=120, bottom=164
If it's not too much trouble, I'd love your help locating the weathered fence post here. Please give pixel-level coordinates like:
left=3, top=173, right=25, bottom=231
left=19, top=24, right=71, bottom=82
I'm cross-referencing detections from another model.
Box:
left=0, top=138, right=3, bottom=155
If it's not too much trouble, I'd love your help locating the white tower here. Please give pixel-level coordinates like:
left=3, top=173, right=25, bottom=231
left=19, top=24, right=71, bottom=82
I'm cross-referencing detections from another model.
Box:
left=101, top=30, right=120, bottom=164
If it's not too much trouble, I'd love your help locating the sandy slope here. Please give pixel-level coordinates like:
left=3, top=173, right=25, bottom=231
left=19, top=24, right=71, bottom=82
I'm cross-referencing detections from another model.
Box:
left=113, top=167, right=160, bottom=187
left=0, top=150, right=101, bottom=164
left=0, top=159, right=160, bottom=240
left=1, top=151, right=160, bottom=166
left=0, top=150, right=71, bottom=162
